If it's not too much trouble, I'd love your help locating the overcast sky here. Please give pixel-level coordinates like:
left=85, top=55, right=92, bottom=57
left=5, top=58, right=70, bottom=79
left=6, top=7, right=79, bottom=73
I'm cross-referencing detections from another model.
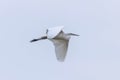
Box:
left=0, top=0, right=120, bottom=80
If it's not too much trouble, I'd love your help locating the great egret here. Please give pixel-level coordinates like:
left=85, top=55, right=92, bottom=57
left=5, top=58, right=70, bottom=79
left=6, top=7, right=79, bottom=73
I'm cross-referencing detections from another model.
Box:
left=30, top=26, right=79, bottom=62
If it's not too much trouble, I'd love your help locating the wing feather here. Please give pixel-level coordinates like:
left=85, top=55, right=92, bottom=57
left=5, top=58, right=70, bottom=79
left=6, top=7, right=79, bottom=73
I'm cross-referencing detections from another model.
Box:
left=52, top=39, right=69, bottom=62
left=47, top=26, right=64, bottom=39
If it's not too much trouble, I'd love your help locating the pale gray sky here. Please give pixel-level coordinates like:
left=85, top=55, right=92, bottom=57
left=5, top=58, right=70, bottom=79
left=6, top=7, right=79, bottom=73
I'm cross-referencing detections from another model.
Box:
left=0, top=0, right=120, bottom=80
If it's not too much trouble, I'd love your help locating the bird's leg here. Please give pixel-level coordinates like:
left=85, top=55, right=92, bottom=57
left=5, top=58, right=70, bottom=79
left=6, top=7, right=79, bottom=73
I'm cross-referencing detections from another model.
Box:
left=30, top=36, right=47, bottom=42
left=30, top=39, right=40, bottom=42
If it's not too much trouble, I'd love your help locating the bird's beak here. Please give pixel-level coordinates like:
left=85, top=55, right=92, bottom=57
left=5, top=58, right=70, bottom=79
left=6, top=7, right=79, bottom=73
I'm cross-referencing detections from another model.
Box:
left=73, top=34, right=80, bottom=36
left=69, top=33, right=80, bottom=36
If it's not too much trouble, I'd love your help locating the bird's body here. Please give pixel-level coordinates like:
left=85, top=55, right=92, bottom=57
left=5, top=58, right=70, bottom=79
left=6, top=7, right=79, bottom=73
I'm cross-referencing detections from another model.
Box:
left=31, top=26, right=79, bottom=62
left=49, top=31, right=70, bottom=61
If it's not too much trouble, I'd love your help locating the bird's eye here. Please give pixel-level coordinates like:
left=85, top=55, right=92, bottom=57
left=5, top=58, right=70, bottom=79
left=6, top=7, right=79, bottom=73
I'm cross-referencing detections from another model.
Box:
left=46, top=29, right=48, bottom=34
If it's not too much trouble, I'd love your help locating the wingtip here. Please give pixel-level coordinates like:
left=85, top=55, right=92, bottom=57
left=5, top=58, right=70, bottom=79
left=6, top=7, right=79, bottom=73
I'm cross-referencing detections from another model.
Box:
left=57, top=57, right=65, bottom=62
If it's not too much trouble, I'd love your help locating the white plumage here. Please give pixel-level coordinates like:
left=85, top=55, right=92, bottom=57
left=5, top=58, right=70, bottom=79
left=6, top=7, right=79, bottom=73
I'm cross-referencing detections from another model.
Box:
left=47, top=26, right=64, bottom=39
left=30, top=26, right=79, bottom=62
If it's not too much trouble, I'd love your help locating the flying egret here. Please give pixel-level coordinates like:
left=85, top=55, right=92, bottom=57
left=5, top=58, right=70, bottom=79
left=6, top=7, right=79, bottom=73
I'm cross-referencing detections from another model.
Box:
left=30, top=26, right=79, bottom=62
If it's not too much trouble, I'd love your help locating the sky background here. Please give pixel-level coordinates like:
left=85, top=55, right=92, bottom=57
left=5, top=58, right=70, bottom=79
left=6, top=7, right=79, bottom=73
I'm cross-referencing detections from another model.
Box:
left=0, top=0, right=120, bottom=80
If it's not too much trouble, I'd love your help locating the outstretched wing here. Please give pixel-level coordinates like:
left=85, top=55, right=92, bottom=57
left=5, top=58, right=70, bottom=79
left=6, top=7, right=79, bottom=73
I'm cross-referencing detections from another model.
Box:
left=47, top=26, right=64, bottom=39
left=52, top=39, right=69, bottom=62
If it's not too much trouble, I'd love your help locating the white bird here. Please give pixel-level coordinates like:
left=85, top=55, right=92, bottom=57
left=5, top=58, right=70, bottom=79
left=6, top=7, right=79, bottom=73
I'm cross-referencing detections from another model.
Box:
left=30, top=26, right=79, bottom=62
